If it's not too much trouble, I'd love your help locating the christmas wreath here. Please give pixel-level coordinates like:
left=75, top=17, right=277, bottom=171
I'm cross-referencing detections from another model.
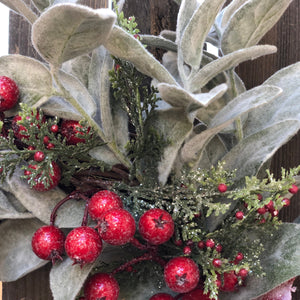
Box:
left=0, top=0, right=299, bottom=299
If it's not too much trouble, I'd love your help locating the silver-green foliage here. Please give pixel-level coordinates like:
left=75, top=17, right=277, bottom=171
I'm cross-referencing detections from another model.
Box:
left=0, top=0, right=299, bottom=299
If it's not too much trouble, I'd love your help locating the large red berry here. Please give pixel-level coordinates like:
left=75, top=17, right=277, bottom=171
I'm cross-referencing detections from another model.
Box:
left=181, top=288, right=212, bottom=300
left=218, top=271, right=238, bottom=292
left=84, top=273, right=119, bottom=300
left=61, top=120, right=89, bottom=145
left=25, top=161, right=61, bottom=192
left=164, top=257, right=200, bottom=293
left=88, top=190, right=123, bottom=220
left=138, top=208, right=174, bottom=245
left=34, top=151, right=45, bottom=162
left=149, top=293, right=174, bottom=300
left=31, top=225, right=65, bottom=263
left=288, top=184, right=298, bottom=194
left=0, top=76, right=19, bottom=112
left=218, top=183, right=227, bottom=193
left=98, top=208, right=136, bottom=245
left=65, top=226, right=102, bottom=266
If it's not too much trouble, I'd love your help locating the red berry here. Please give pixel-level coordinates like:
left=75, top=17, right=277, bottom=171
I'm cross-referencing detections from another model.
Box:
left=26, top=161, right=61, bottom=192
left=265, top=200, right=274, bottom=211
left=61, top=120, right=89, bottom=145
left=28, top=145, right=35, bottom=151
left=34, top=151, right=45, bottom=162
left=84, top=273, right=119, bottom=300
left=0, top=76, right=19, bottom=112
left=205, top=239, right=215, bottom=249
left=98, top=208, right=136, bottom=245
left=235, top=252, right=244, bottom=262
left=235, top=211, right=244, bottom=220
left=31, top=225, right=65, bottom=263
left=212, top=258, right=222, bottom=268
left=47, top=143, right=55, bottom=149
left=215, top=244, right=222, bottom=253
left=65, top=226, right=102, bottom=266
left=237, top=268, right=249, bottom=279
left=282, top=198, right=290, bottom=207
left=271, top=209, right=279, bottom=217
left=257, top=207, right=267, bottom=215
left=139, top=208, right=174, bottom=245
left=257, top=193, right=263, bottom=201
left=289, top=184, right=298, bottom=194
left=181, top=288, right=212, bottom=300
left=218, top=183, right=227, bottom=193
left=183, top=246, right=192, bottom=255
left=164, top=257, right=200, bottom=293
left=149, top=293, right=174, bottom=300
left=50, top=124, right=59, bottom=133
left=88, top=190, right=123, bottom=221
left=174, top=239, right=183, bottom=246
left=218, top=271, right=238, bottom=292
left=197, top=241, right=205, bottom=249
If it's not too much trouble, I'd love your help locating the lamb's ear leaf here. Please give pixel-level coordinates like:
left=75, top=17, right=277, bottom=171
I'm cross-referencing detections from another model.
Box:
left=0, top=219, right=47, bottom=282
left=31, top=0, right=51, bottom=11
left=32, top=4, right=116, bottom=67
left=221, top=0, right=293, bottom=54
left=0, top=0, right=37, bottom=23
left=244, top=62, right=300, bottom=137
left=158, top=83, right=227, bottom=109
left=0, top=190, right=33, bottom=220
left=58, top=70, right=97, bottom=118
left=140, top=35, right=177, bottom=52
left=104, top=26, right=177, bottom=85
left=50, top=257, right=97, bottom=300
left=0, top=55, right=53, bottom=116
left=209, top=85, right=282, bottom=128
left=179, top=0, right=226, bottom=73
left=188, top=45, right=277, bottom=92
left=5, top=165, right=86, bottom=228
left=221, top=223, right=300, bottom=300
left=222, top=120, right=300, bottom=182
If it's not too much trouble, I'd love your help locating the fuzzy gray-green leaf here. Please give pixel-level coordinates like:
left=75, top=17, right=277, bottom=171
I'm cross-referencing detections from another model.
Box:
left=104, top=26, right=177, bottom=85
left=158, top=83, right=227, bottom=109
left=221, top=0, right=293, bottom=54
left=209, top=85, right=282, bottom=128
left=189, top=45, right=277, bottom=92
left=221, top=223, right=300, bottom=299
left=244, top=62, right=300, bottom=137
left=0, top=219, right=47, bottom=281
left=0, top=55, right=53, bottom=116
left=32, top=0, right=50, bottom=11
left=222, top=120, right=300, bottom=181
left=179, top=0, right=225, bottom=72
left=32, top=4, right=116, bottom=67
left=140, top=35, right=177, bottom=52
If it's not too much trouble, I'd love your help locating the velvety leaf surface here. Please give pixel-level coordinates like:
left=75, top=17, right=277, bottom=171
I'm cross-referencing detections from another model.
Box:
left=158, top=83, right=227, bottom=109
left=209, top=85, right=282, bottom=128
left=32, top=0, right=50, bottom=11
left=32, top=4, right=116, bottom=66
left=244, top=62, right=300, bottom=137
left=189, top=45, right=277, bottom=92
left=140, top=35, right=177, bottom=52
left=5, top=165, right=86, bottom=228
left=180, top=0, right=225, bottom=72
left=221, top=0, right=293, bottom=54
left=220, top=223, right=300, bottom=299
left=104, top=26, right=177, bottom=85
left=0, top=55, right=53, bottom=116
left=222, top=120, right=300, bottom=180
left=0, top=219, right=47, bottom=282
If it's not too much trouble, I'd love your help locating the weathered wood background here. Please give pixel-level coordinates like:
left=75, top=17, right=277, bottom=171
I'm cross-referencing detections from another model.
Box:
left=3, top=0, right=300, bottom=298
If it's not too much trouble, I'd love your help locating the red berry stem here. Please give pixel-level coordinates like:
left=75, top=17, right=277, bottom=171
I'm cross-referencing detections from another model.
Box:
left=50, top=191, right=90, bottom=226
left=130, top=237, right=147, bottom=250
left=81, top=199, right=90, bottom=227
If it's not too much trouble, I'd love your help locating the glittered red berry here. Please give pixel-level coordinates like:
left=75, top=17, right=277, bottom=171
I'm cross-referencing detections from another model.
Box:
left=65, top=226, right=102, bottom=266
left=149, top=293, right=174, bottom=300
left=215, top=244, right=222, bottom=253
left=181, top=288, right=212, bottom=300
left=50, top=124, right=59, bottom=133
left=0, top=76, right=19, bottom=112
left=218, top=183, right=227, bottom=193
left=289, top=184, right=298, bottom=194
left=218, top=271, right=238, bottom=292
left=47, top=143, right=55, bottom=149
left=31, top=225, right=65, bottom=264
left=212, top=258, right=222, bottom=268
left=139, top=208, right=174, bottom=245
left=164, top=257, right=200, bottom=293
left=88, top=190, right=123, bottom=221
left=235, top=252, right=244, bottom=262
left=34, top=151, right=45, bottom=162
left=84, top=273, right=119, bottom=300
left=265, top=200, right=274, bottom=212
left=98, top=208, right=136, bottom=245
left=61, top=120, right=89, bottom=145
left=205, top=239, right=215, bottom=249
left=197, top=241, right=205, bottom=249
left=282, top=198, right=291, bottom=207
left=235, top=211, right=244, bottom=220
left=237, top=268, right=249, bottom=279
left=26, top=161, right=61, bottom=192
left=183, top=246, right=192, bottom=255
left=257, top=193, right=263, bottom=201
left=257, top=207, right=267, bottom=215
